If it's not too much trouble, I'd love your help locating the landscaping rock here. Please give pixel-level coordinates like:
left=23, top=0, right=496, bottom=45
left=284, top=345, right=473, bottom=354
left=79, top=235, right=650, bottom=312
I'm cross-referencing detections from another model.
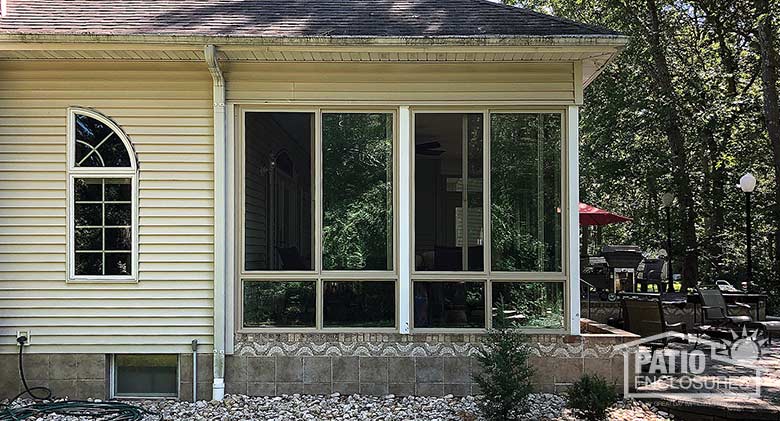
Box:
left=2, top=394, right=673, bottom=420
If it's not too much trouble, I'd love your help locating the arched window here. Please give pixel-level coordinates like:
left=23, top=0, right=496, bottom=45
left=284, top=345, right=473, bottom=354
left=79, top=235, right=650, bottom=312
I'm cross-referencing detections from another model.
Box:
left=68, top=108, right=137, bottom=281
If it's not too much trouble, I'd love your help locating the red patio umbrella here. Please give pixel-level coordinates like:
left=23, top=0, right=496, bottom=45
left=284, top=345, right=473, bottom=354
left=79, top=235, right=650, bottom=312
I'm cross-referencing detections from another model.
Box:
left=579, top=202, right=632, bottom=226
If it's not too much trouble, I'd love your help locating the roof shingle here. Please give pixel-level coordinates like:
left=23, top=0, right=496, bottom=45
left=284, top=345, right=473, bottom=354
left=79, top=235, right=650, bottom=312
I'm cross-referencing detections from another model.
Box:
left=0, top=0, right=619, bottom=38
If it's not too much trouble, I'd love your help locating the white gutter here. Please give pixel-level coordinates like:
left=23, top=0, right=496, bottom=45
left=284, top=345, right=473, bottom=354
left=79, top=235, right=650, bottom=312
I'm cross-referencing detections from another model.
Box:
left=205, top=44, right=226, bottom=402
left=0, top=33, right=630, bottom=48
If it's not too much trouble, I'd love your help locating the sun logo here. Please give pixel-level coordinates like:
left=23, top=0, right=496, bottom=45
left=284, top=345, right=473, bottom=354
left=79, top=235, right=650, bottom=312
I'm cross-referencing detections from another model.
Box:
left=722, top=326, right=766, bottom=360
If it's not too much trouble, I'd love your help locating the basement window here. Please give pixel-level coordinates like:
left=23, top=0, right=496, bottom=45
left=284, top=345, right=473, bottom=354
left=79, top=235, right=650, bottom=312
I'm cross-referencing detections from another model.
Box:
left=112, top=354, right=179, bottom=398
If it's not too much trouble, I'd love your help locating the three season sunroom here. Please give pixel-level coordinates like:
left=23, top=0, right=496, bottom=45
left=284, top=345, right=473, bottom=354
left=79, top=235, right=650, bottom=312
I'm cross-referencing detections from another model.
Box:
left=237, top=107, right=570, bottom=333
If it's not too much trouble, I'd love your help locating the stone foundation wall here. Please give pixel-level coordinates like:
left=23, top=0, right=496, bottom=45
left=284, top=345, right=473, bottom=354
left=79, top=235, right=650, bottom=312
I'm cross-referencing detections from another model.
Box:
left=0, top=354, right=107, bottom=400
left=1, top=331, right=636, bottom=401
left=213, top=331, right=634, bottom=399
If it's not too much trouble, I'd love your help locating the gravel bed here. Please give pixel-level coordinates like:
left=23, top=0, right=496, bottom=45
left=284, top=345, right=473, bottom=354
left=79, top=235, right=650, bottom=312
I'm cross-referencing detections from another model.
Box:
left=3, top=394, right=674, bottom=420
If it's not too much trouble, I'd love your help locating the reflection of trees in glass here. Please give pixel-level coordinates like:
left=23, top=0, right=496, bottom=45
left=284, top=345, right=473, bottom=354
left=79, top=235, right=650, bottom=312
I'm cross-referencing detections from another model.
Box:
left=491, top=113, right=561, bottom=272
left=492, top=282, right=564, bottom=328
left=323, top=113, right=393, bottom=270
left=323, top=281, right=395, bottom=327
left=243, top=281, right=315, bottom=327
left=73, top=178, right=132, bottom=276
left=74, top=114, right=132, bottom=168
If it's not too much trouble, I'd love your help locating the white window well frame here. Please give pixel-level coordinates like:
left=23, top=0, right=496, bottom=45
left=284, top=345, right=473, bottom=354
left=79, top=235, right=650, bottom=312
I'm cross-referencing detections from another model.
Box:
left=67, top=107, right=138, bottom=283
left=110, top=354, right=180, bottom=399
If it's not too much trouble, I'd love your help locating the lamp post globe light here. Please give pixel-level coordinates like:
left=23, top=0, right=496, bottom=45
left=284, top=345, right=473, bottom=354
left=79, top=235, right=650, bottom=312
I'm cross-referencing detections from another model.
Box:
left=740, top=173, right=756, bottom=289
left=661, top=192, right=674, bottom=292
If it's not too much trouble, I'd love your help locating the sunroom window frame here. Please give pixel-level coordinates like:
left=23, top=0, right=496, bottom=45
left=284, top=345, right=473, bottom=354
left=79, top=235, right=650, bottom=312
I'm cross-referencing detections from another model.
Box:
left=234, top=104, right=572, bottom=334
left=66, top=107, right=138, bottom=283
left=409, top=107, right=569, bottom=334
left=236, top=106, right=399, bottom=333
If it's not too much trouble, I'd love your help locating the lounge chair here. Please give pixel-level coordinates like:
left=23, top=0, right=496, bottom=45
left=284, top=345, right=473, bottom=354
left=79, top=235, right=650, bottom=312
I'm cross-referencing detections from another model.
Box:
left=622, top=296, right=686, bottom=346
left=697, top=287, right=752, bottom=329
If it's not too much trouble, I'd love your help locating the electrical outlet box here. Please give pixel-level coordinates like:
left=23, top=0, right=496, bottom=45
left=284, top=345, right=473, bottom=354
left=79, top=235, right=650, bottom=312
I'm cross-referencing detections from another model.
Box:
left=16, top=330, right=30, bottom=346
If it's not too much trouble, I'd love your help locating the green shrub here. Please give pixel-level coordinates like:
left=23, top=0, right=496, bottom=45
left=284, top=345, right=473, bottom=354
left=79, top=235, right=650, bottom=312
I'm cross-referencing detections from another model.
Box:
left=472, top=301, right=534, bottom=421
left=567, top=374, right=618, bottom=421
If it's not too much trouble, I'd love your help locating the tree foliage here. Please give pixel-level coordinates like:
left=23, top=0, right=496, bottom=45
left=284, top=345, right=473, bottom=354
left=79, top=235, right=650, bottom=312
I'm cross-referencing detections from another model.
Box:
left=505, top=0, right=780, bottom=305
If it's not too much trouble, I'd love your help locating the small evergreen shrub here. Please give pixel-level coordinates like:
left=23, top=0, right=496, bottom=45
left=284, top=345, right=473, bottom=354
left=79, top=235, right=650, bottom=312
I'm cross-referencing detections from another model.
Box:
left=472, top=301, right=534, bottom=421
left=567, top=374, right=618, bottom=421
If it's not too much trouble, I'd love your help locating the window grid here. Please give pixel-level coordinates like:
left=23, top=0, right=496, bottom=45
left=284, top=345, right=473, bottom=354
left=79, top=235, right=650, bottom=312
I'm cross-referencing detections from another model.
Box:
left=73, top=179, right=133, bottom=275
left=68, top=108, right=137, bottom=282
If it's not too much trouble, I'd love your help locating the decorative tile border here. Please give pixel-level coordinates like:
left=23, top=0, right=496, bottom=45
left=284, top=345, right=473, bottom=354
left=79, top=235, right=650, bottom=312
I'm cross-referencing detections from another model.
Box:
left=234, top=332, right=630, bottom=358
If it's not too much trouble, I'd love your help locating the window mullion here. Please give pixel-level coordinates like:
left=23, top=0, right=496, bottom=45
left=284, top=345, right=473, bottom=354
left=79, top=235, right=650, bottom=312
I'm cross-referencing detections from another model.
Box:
left=102, top=178, right=106, bottom=276
left=314, top=110, right=322, bottom=275
left=461, top=115, right=469, bottom=271
left=483, top=110, right=491, bottom=278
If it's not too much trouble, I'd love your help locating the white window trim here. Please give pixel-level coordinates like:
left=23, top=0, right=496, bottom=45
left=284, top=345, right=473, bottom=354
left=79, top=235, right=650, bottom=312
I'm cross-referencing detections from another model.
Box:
left=66, top=107, right=139, bottom=283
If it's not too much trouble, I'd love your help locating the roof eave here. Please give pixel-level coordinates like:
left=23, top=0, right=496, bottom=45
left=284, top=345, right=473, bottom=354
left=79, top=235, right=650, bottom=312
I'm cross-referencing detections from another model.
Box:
left=0, top=32, right=629, bottom=49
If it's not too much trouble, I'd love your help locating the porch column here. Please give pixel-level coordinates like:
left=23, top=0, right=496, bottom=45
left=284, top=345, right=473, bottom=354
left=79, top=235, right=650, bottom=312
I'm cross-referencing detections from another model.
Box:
left=399, top=106, right=411, bottom=334
left=567, top=105, right=581, bottom=335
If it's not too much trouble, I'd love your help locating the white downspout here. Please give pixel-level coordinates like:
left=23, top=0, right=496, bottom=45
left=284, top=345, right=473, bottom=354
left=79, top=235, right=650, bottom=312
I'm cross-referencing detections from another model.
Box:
left=205, top=44, right=226, bottom=401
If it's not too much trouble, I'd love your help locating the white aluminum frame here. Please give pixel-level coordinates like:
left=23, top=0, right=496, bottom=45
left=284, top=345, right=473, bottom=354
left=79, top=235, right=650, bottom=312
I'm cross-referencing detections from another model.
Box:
left=409, top=107, right=569, bottom=334
left=66, top=107, right=138, bottom=283
left=230, top=103, right=578, bottom=335
left=235, top=106, right=400, bottom=333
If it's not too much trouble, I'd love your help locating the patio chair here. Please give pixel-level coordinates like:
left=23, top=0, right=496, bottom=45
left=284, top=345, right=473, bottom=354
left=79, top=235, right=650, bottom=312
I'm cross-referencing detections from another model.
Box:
left=622, top=296, right=686, bottom=346
left=697, top=287, right=752, bottom=329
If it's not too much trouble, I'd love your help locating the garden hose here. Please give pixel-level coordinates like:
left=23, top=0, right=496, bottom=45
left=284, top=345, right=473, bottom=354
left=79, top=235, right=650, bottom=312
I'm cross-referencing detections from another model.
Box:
left=0, top=337, right=159, bottom=421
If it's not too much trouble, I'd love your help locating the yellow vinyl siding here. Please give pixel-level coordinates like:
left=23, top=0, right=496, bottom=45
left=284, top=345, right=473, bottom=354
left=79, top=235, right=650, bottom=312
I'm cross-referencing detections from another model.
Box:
left=0, top=57, right=579, bottom=353
left=223, top=62, right=576, bottom=103
left=0, top=60, right=214, bottom=353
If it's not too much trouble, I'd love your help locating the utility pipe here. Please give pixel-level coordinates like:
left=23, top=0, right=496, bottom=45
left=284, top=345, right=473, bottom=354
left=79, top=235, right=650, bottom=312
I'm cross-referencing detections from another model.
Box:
left=192, top=339, right=198, bottom=401
left=205, top=44, right=226, bottom=402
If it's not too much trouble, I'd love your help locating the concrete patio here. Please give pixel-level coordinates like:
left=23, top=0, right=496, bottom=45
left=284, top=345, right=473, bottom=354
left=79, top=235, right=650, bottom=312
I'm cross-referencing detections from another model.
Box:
left=634, top=340, right=780, bottom=420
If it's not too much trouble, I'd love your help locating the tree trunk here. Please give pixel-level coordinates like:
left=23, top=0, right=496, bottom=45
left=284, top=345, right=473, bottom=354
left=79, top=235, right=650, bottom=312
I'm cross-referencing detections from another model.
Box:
left=645, top=0, right=699, bottom=290
left=754, top=0, right=780, bottom=285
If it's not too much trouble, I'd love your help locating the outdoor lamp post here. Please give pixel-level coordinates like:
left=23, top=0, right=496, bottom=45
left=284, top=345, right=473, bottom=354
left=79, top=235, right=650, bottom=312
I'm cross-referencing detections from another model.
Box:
left=661, top=192, right=674, bottom=292
left=739, top=173, right=757, bottom=289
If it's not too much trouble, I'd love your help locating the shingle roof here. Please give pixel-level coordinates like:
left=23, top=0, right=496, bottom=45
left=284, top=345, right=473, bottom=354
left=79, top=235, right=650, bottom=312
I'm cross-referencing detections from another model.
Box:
left=0, top=0, right=619, bottom=38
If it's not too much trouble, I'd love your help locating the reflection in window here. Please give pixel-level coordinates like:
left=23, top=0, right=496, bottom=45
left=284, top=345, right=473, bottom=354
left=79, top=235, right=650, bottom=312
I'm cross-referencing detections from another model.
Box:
left=323, top=281, right=395, bottom=327
left=413, top=281, right=485, bottom=328
left=322, top=113, right=393, bottom=270
left=415, top=114, right=483, bottom=271
left=74, top=178, right=132, bottom=276
left=243, top=281, right=315, bottom=327
left=491, top=113, right=561, bottom=272
left=74, top=114, right=132, bottom=167
left=244, top=113, right=314, bottom=271
left=492, top=282, right=564, bottom=329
